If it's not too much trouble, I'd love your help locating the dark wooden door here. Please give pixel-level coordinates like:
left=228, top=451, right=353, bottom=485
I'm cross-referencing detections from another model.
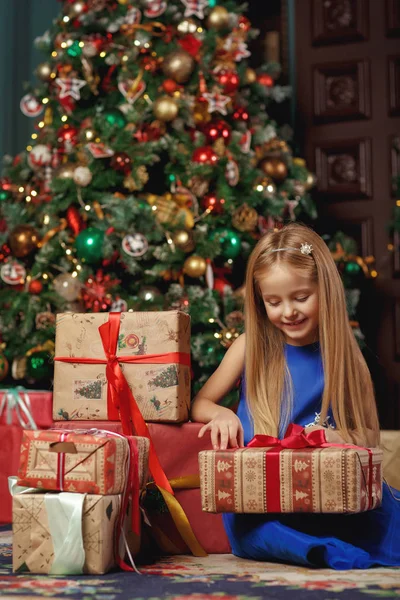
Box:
left=294, top=0, right=400, bottom=428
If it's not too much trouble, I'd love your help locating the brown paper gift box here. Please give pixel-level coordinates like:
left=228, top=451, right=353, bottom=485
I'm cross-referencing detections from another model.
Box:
left=17, top=429, right=149, bottom=495
left=12, top=493, right=122, bottom=574
left=381, top=430, right=400, bottom=490
left=53, top=310, right=191, bottom=423
left=199, top=446, right=383, bottom=514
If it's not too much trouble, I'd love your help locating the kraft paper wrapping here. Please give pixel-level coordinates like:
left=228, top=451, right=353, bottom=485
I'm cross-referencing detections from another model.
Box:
left=381, top=430, right=400, bottom=490
left=53, top=310, right=191, bottom=423
left=199, top=446, right=383, bottom=514
left=17, top=429, right=149, bottom=494
left=12, top=493, right=121, bottom=574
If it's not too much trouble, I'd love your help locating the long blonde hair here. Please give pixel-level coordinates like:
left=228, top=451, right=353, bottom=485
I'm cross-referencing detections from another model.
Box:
left=244, top=222, right=380, bottom=446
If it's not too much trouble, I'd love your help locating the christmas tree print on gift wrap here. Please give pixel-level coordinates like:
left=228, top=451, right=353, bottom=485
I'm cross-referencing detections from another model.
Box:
left=147, top=365, right=179, bottom=390
left=74, top=379, right=103, bottom=400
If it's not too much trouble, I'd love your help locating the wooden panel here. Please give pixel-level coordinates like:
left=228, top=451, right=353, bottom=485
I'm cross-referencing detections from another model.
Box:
left=315, top=138, right=372, bottom=199
left=313, top=59, right=371, bottom=123
left=312, top=0, right=369, bottom=46
left=386, top=0, right=400, bottom=37
left=388, top=55, right=400, bottom=116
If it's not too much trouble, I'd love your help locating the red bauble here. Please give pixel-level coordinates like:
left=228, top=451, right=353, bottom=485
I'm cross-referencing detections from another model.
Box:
left=201, top=192, right=225, bottom=214
left=162, top=79, right=179, bottom=94
left=238, top=16, right=251, bottom=31
left=0, top=177, right=11, bottom=190
left=111, top=152, right=132, bottom=174
left=214, top=68, right=240, bottom=95
left=192, top=146, right=219, bottom=165
left=233, top=106, right=249, bottom=121
left=66, top=205, right=85, bottom=236
left=257, top=74, right=274, bottom=87
left=0, top=244, right=11, bottom=262
left=213, top=277, right=232, bottom=296
left=202, top=119, right=231, bottom=144
left=57, top=124, right=78, bottom=153
left=28, top=279, right=43, bottom=294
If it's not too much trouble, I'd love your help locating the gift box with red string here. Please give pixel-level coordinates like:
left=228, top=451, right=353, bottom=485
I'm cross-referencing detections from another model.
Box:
left=52, top=310, right=191, bottom=423
left=199, top=424, right=384, bottom=514
left=0, top=388, right=53, bottom=524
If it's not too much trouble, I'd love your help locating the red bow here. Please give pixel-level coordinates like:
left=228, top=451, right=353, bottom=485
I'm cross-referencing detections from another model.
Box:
left=247, top=423, right=327, bottom=449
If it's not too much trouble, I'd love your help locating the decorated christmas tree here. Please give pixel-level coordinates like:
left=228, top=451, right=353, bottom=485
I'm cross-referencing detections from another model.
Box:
left=0, top=0, right=321, bottom=393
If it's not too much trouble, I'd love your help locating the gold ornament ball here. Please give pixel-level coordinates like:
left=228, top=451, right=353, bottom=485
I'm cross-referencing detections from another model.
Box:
left=153, top=95, right=179, bottom=122
left=305, top=172, right=317, bottom=190
left=207, top=6, right=230, bottom=30
left=172, top=229, right=195, bottom=253
left=177, top=18, right=197, bottom=35
left=232, top=203, right=259, bottom=232
left=183, top=255, right=207, bottom=278
left=9, top=225, right=40, bottom=258
left=36, top=62, right=53, bottom=82
left=162, top=50, right=195, bottom=84
left=254, top=176, right=277, bottom=198
left=56, top=163, right=76, bottom=180
left=244, top=68, right=257, bottom=84
left=259, top=157, right=288, bottom=182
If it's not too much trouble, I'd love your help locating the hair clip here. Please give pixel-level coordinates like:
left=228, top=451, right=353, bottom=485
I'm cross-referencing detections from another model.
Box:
left=300, top=243, right=313, bottom=255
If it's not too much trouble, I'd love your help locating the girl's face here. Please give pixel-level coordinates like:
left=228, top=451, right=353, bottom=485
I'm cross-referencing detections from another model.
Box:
left=258, top=263, right=319, bottom=346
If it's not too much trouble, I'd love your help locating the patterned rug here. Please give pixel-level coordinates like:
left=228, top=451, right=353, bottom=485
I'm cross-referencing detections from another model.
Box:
left=0, top=529, right=399, bottom=599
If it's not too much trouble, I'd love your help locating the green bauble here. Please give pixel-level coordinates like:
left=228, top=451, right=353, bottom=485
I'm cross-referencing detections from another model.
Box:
left=67, top=40, right=82, bottom=58
left=104, top=108, right=127, bottom=129
left=0, top=190, right=12, bottom=202
left=26, top=351, right=53, bottom=381
left=344, top=261, right=362, bottom=275
left=211, top=228, right=241, bottom=259
left=75, top=227, right=104, bottom=264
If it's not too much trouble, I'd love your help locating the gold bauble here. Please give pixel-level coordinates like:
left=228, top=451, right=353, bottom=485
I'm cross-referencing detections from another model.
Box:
left=177, top=18, right=197, bottom=35
left=162, top=50, right=195, bottom=84
left=244, top=68, right=257, bottom=84
left=193, top=99, right=211, bottom=125
left=232, top=203, right=259, bottom=232
left=36, top=62, right=53, bottom=82
left=259, top=157, right=288, bottom=182
left=183, top=255, right=207, bottom=278
left=207, top=6, right=230, bottom=30
left=253, top=176, right=277, bottom=198
left=305, top=172, right=317, bottom=190
left=153, top=95, right=179, bottom=122
left=56, top=162, right=76, bottom=180
left=172, top=229, right=195, bottom=253
left=9, top=225, right=40, bottom=258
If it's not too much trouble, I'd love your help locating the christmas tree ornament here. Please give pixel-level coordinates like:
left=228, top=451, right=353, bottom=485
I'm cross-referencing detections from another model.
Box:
left=79, top=127, right=96, bottom=142
left=201, top=192, right=225, bottom=214
left=232, top=203, right=258, bottom=232
left=254, top=176, right=277, bottom=198
left=27, top=144, right=52, bottom=170
left=257, top=73, right=274, bottom=87
left=121, top=233, right=149, bottom=257
left=73, top=165, right=93, bottom=186
left=305, top=172, right=317, bottom=190
left=207, top=6, right=230, bottom=30
left=177, top=18, right=197, bottom=35
left=202, top=119, right=231, bottom=144
left=259, top=157, right=288, bottom=181
left=192, top=146, right=219, bottom=165
left=0, top=244, right=11, bottom=262
left=233, top=106, right=249, bottom=121
left=57, top=124, right=79, bottom=153
left=111, top=152, right=132, bottom=174
left=153, top=95, right=179, bottom=121
left=82, top=270, right=120, bottom=312
left=35, top=311, right=56, bottom=330
left=244, top=67, right=257, bottom=84
left=162, top=79, right=179, bottom=94
left=0, top=261, right=26, bottom=285
left=220, top=327, right=240, bottom=349
left=111, top=298, right=128, bottom=312
left=225, top=159, right=239, bottom=186
left=75, top=227, right=104, bottom=264
left=20, top=93, right=43, bottom=117
left=28, top=279, right=43, bottom=295
left=189, top=175, right=209, bottom=197
left=67, top=1, right=86, bottom=17
left=56, top=162, right=76, bottom=180
left=67, top=40, right=83, bottom=58
left=0, top=351, right=9, bottom=382
left=55, top=77, right=87, bottom=100
left=138, top=286, right=161, bottom=302
left=9, top=225, right=40, bottom=258
left=66, top=205, right=85, bottom=235
left=26, top=350, right=53, bottom=381
left=86, top=142, right=114, bottom=159
left=162, top=50, right=195, bottom=84
left=104, top=108, right=127, bottom=129
left=11, top=357, right=27, bottom=380
left=172, top=229, right=195, bottom=252
left=180, top=0, right=207, bottom=19
left=211, top=228, right=241, bottom=259
left=226, top=310, right=244, bottom=329
left=203, top=91, right=230, bottom=115
left=183, top=255, right=207, bottom=277
left=0, top=189, right=12, bottom=202
left=35, top=62, right=53, bottom=82
left=118, top=76, right=146, bottom=104
left=213, top=68, right=239, bottom=95
left=193, top=97, right=212, bottom=125
left=345, top=261, right=362, bottom=275
left=53, top=272, right=82, bottom=301
left=142, top=0, right=167, bottom=18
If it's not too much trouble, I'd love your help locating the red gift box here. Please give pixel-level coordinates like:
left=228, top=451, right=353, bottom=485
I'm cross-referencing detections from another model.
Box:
left=0, top=389, right=53, bottom=524
left=54, top=420, right=231, bottom=554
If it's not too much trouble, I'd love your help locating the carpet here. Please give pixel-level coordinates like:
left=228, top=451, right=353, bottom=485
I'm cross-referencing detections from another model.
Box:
left=0, top=529, right=399, bottom=599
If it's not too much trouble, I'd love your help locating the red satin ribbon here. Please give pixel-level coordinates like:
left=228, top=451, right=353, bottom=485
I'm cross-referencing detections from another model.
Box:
left=247, top=423, right=374, bottom=511
left=55, top=312, right=191, bottom=495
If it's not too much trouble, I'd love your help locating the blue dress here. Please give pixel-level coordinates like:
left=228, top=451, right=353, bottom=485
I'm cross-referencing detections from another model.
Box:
left=223, top=342, right=400, bottom=569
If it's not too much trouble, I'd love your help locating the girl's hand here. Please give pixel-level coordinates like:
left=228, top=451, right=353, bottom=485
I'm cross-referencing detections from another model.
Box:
left=198, top=412, right=244, bottom=450
left=305, top=425, right=347, bottom=444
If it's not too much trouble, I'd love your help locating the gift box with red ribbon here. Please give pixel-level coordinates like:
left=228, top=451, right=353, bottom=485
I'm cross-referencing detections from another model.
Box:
left=199, top=424, right=384, bottom=514
left=53, top=310, right=191, bottom=424
left=16, top=428, right=149, bottom=495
